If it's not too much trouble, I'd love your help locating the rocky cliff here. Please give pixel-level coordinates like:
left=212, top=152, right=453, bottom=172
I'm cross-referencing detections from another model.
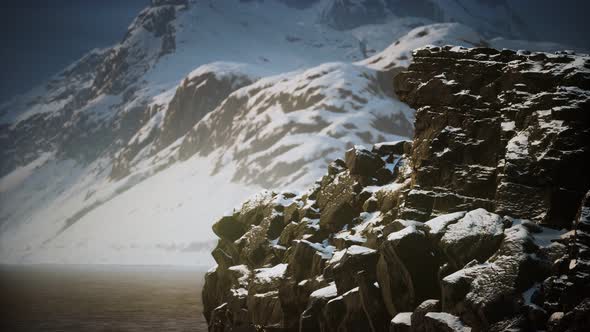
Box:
left=2, top=0, right=577, bottom=265
left=202, top=47, right=590, bottom=332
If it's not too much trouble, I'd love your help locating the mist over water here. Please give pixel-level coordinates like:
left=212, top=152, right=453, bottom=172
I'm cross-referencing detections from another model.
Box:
left=0, top=265, right=208, bottom=332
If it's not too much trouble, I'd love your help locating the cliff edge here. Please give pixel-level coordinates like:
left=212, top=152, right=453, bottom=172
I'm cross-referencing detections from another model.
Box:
left=202, top=46, right=590, bottom=332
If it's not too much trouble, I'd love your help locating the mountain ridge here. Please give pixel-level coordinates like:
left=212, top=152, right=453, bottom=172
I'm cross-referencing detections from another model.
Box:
left=0, top=0, right=585, bottom=265
left=201, top=46, right=590, bottom=331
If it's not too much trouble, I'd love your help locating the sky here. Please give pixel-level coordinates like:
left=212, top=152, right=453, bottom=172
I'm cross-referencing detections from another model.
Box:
left=510, top=0, right=590, bottom=50
left=0, top=0, right=588, bottom=104
left=0, top=0, right=149, bottom=103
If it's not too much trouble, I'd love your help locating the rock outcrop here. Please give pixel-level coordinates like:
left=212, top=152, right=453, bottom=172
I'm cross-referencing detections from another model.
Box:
left=394, top=46, right=590, bottom=229
left=202, top=47, right=589, bottom=332
left=110, top=63, right=256, bottom=179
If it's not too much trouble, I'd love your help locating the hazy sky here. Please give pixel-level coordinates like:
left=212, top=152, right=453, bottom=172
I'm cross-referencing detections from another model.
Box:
left=510, top=0, right=590, bottom=50
left=0, top=0, right=149, bottom=103
left=0, top=0, right=588, bottom=103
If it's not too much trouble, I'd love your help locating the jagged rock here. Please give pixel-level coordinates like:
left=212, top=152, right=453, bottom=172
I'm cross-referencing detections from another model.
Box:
left=287, top=240, right=332, bottom=282
left=487, top=315, right=529, bottom=332
left=560, top=298, right=590, bottom=332
left=328, top=245, right=379, bottom=293
left=412, top=299, right=442, bottom=332
left=345, top=145, right=385, bottom=177
left=328, top=158, right=348, bottom=175
left=372, top=140, right=412, bottom=157
left=211, top=239, right=240, bottom=268
left=543, top=191, right=590, bottom=330
left=364, top=197, right=380, bottom=212
left=357, top=270, right=390, bottom=332
left=250, top=264, right=288, bottom=294
left=547, top=311, right=565, bottom=332
left=317, top=172, right=358, bottom=233
left=247, top=290, right=284, bottom=327
left=390, top=312, right=412, bottom=332
left=394, top=46, right=590, bottom=227
left=323, top=287, right=371, bottom=332
left=279, top=222, right=313, bottom=247
left=212, top=215, right=247, bottom=242
left=300, top=282, right=338, bottom=331
left=424, top=211, right=466, bottom=242
left=203, top=47, right=590, bottom=332
left=279, top=275, right=328, bottom=330
left=441, top=221, right=552, bottom=330
left=202, top=264, right=251, bottom=324
left=377, top=223, right=439, bottom=316
left=424, top=312, right=471, bottom=332
left=371, top=180, right=411, bottom=215
left=439, top=209, right=505, bottom=270
left=235, top=224, right=274, bottom=267
left=157, top=66, right=254, bottom=149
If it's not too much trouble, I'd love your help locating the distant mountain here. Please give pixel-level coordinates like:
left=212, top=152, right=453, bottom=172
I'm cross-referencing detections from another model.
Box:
left=0, top=0, right=580, bottom=265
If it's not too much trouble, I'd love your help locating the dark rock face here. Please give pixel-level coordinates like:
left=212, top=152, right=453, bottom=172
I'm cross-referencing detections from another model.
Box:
left=394, top=46, right=590, bottom=229
left=157, top=72, right=253, bottom=149
left=439, top=209, right=504, bottom=270
left=378, top=223, right=439, bottom=316
left=411, top=300, right=441, bottom=332
left=202, top=47, right=589, bottom=332
left=543, top=191, right=590, bottom=332
left=345, top=145, right=386, bottom=177
left=110, top=67, right=254, bottom=179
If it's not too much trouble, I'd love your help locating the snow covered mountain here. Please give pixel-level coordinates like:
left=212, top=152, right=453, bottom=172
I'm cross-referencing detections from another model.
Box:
left=0, top=0, right=581, bottom=266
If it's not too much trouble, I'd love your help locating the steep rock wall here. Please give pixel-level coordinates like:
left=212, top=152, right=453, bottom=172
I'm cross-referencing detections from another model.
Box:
left=394, top=46, right=590, bottom=228
left=202, top=47, right=589, bottom=332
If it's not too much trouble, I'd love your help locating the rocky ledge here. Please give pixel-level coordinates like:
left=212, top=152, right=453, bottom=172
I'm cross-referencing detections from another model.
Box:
left=202, top=47, right=590, bottom=332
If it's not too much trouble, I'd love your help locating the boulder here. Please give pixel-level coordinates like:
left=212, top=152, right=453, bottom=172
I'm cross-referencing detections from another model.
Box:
left=250, top=263, right=288, bottom=294
left=546, top=311, right=564, bottom=332
left=423, top=312, right=472, bottom=332
left=441, top=223, right=548, bottom=330
left=412, top=299, right=442, bottom=332
left=424, top=211, right=466, bottom=242
left=329, top=245, right=379, bottom=293
left=279, top=275, right=330, bottom=330
left=390, top=312, right=412, bottom=332
left=558, top=298, right=590, bottom=332
left=317, top=172, right=358, bottom=233
left=287, top=240, right=333, bottom=282
left=202, top=264, right=251, bottom=324
left=345, top=145, right=385, bottom=177
left=439, top=209, right=505, bottom=270
left=377, top=224, right=439, bottom=316
left=372, top=140, right=412, bottom=157
left=323, top=287, right=371, bottom=332
left=235, top=225, right=273, bottom=267
left=212, top=215, right=248, bottom=242
left=300, top=282, right=338, bottom=331
left=246, top=290, right=284, bottom=327
left=358, top=270, right=390, bottom=332
left=211, top=239, right=240, bottom=268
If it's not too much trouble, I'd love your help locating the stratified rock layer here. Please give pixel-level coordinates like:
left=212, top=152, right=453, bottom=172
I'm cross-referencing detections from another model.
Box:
left=202, top=47, right=589, bottom=332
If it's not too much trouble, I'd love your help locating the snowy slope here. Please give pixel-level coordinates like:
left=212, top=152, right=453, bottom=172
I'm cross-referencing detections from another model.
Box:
left=179, top=62, right=414, bottom=188
left=0, top=0, right=581, bottom=265
left=0, top=155, right=258, bottom=266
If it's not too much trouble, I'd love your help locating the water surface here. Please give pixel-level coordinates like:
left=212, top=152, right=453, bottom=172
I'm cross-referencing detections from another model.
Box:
left=0, top=264, right=208, bottom=331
